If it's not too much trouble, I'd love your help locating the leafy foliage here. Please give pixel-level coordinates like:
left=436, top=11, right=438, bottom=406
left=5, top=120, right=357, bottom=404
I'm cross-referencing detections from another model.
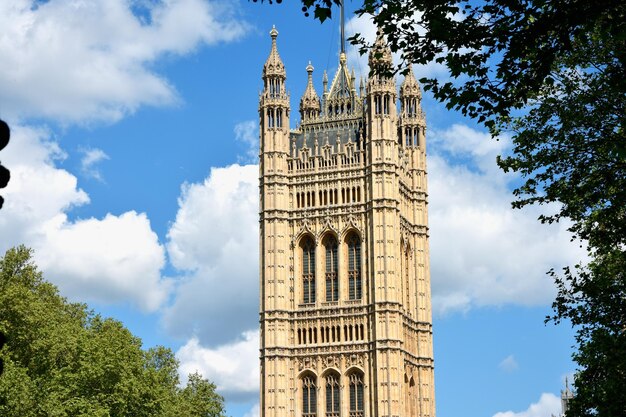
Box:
left=550, top=249, right=626, bottom=416
left=0, top=246, right=225, bottom=417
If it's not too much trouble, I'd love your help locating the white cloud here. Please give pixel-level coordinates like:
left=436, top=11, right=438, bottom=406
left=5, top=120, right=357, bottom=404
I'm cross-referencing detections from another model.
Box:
left=0, top=125, right=89, bottom=244
left=37, top=211, right=169, bottom=312
left=177, top=330, right=260, bottom=401
left=428, top=124, right=586, bottom=314
left=80, top=147, right=109, bottom=181
left=493, top=393, right=562, bottom=417
left=0, top=0, right=248, bottom=123
left=0, top=124, right=170, bottom=311
left=164, top=164, right=258, bottom=345
left=499, top=354, right=519, bottom=372
left=234, top=120, right=259, bottom=163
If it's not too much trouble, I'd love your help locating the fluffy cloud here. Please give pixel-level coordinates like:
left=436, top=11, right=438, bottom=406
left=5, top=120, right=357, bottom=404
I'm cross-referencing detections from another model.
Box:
left=428, top=124, right=586, bottom=314
left=164, top=164, right=258, bottom=345
left=0, top=124, right=170, bottom=311
left=37, top=211, right=169, bottom=312
left=0, top=0, right=247, bottom=123
left=177, top=330, right=259, bottom=401
left=493, top=393, right=562, bottom=417
left=0, top=125, right=88, bottom=235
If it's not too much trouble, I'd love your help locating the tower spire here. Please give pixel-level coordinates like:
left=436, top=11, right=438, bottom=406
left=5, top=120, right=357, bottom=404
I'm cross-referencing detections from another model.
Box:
left=263, top=25, right=286, bottom=81
left=340, top=0, right=345, bottom=54
left=260, top=26, right=289, bottom=131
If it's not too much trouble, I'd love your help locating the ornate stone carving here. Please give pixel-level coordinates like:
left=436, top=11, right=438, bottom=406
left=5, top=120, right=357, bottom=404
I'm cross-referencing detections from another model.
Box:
left=260, top=26, right=435, bottom=417
left=318, top=216, right=339, bottom=238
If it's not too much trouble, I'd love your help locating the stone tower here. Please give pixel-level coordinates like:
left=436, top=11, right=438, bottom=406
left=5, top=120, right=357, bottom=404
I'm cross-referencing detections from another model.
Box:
left=259, top=22, right=435, bottom=417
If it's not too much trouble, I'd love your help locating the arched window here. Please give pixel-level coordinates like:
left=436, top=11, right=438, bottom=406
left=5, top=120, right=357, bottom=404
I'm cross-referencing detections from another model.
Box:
left=347, top=234, right=362, bottom=300
left=325, top=373, right=340, bottom=417
left=324, top=235, right=339, bottom=302
left=302, top=375, right=317, bottom=417
left=349, top=372, right=365, bottom=417
left=302, top=237, right=316, bottom=304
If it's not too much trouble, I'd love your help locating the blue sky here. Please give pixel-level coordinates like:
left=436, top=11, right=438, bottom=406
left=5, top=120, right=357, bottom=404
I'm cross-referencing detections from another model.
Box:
left=0, top=2, right=584, bottom=417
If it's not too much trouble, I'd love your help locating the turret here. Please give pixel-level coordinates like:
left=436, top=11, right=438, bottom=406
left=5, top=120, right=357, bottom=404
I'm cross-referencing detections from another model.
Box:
left=262, top=26, right=286, bottom=98
left=260, top=26, right=290, bottom=152
left=367, top=30, right=397, bottom=139
left=299, top=62, right=320, bottom=122
left=561, top=377, right=574, bottom=416
left=399, top=66, right=426, bottom=148
left=400, top=66, right=422, bottom=114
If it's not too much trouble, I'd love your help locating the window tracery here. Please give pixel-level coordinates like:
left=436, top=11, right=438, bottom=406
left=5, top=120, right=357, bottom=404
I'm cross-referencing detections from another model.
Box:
left=325, top=373, right=340, bottom=417
left=349, top=372, right=365, bottom=417
left=302, top=237, right=316, bottom=304
left=302, top=375, right=317, bottom=417
left=324, top=235, right=339, bottom=302
left=347, top=233, right=362, bottom=300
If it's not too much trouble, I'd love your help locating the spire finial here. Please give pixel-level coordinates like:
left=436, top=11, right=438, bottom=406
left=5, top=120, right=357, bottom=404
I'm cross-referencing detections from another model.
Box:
left=300, top=61, right=320, bottom=121
left=369, top=28, right=393, bottom=69
left=263, top=25, right=286, bottom=79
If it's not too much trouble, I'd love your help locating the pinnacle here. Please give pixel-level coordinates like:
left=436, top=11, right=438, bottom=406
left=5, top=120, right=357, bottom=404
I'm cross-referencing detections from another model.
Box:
left=369, top=28, right=393, bottom=69
left=264, top=25, right=285, bottom=78
left=401, top=65, right=421, bottom=98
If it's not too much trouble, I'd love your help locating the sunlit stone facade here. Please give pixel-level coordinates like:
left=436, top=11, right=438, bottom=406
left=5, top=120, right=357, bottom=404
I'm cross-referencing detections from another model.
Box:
left=259, top=26, right=435, bottom=417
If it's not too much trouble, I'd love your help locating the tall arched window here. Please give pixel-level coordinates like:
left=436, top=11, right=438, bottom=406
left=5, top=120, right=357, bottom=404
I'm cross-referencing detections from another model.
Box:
left=324, top=235, right=338, bottom=302
left=349, top=372, right=365, bottom=417
left=325, top=373, right=340, bottom=417
left=302, top=237, right=316, bottom=304
left=302, top=375, right=317, bottom=417
left=347, top=234, right=362, bottom=300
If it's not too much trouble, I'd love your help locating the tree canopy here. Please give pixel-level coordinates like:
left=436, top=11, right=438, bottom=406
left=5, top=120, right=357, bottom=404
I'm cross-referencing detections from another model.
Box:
left=0, top=246, right=225, bottom=417
left=256, top=1, right=626, bottom=415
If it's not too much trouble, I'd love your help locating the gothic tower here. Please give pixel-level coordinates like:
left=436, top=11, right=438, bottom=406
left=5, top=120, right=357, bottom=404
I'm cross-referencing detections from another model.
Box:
left=259, top=22, right=435, bottom=417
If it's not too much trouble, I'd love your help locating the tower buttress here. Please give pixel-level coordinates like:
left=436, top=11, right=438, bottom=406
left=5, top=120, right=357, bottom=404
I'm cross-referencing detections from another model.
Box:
left=259, top=26, right=291, bottom=417
left=365, top=29, right=406, bottom=417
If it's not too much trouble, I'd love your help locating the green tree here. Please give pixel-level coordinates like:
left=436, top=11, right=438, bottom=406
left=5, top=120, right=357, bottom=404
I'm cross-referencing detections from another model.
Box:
left=0, top=246, right=226, bottom=417
left=257, top=1, right=626, bottom=414
left=173, top=372, right=226, bottom=417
